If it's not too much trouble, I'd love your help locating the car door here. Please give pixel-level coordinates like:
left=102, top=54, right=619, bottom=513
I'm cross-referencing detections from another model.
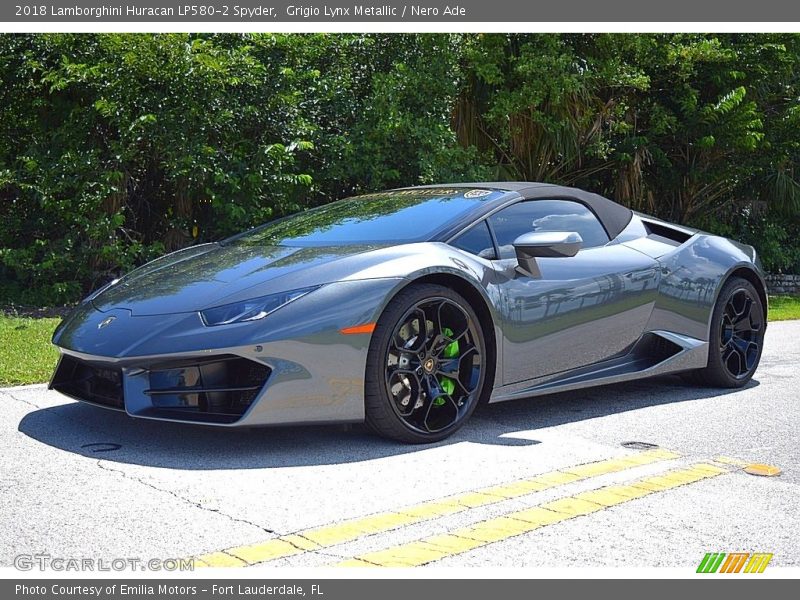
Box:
left=488, top=199, right=661, bottom=385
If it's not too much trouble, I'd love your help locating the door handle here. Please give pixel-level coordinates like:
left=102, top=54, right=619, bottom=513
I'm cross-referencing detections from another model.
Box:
left=625, top=268, right=658, bottom=282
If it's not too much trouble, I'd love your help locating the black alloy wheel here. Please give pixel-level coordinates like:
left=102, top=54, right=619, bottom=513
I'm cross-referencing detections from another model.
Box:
left=719, top=287, right=763, bottom=379
left=692, top=276, right=765, bottom=388
left=365, top=284, right=488, bottom=443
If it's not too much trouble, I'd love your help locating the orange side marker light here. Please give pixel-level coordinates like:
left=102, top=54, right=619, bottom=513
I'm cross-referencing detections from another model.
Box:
left=340, top=323, right=376, bottom=335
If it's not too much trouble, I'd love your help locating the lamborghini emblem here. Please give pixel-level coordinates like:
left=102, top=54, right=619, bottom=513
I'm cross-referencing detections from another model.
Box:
left=97, top=316, right=116, bottom=330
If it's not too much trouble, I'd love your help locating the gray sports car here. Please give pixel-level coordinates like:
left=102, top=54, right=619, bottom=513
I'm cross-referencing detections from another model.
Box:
left=50, top=183, right=767, bottom=443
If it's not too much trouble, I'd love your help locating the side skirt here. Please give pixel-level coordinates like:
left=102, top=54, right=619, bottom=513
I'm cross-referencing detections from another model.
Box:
left=488, top=330, right=708, bottom=403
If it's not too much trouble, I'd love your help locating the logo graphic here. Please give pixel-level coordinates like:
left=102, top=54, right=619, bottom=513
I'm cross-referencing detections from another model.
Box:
left=97, top=316, right=116, bottom=329
left=697, top=552, right=773, bottom=573
left=463, top=189, right=492, bottom=198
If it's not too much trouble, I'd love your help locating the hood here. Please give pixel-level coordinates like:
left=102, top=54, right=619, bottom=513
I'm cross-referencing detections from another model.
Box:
left=92, top=242, right=382, bottom=316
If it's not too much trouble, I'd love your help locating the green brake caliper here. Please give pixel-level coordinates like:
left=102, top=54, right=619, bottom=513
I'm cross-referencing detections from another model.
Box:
left=435, top=327, right=459, bottom=405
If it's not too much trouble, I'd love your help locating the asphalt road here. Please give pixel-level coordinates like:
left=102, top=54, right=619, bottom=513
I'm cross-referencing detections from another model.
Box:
left=1, top=320, right=798, bottom=572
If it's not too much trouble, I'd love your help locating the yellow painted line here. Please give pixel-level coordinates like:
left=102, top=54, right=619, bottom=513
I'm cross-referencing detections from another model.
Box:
left=599, top=484, right=652, bottom=501
left=510, top=506, right=569, bottom=527
left=335, top=462, right=726, bottom=568
left=623, top=479, right=667, bottom=492
left=282, top=534, right=323, bottom=550
left=572, top=488, right=633, bottom=507
left=350, top=543, right=451, bottom=567
left=692, top=463, right=728, bottom=475
left=714, top=455, right=750, bottom=467
left=195, top=551, right=248, bottom=568
left=421, top=533, right=485, bottom=554
left=302, top=512, right=420, bottom=546
left=453, top=516, right=540, bottom=543
left=539, top=496, right=604, bottom=517
left=191, top=448, right=678, bottom=567
left=561, top=458, right=638, bottom=477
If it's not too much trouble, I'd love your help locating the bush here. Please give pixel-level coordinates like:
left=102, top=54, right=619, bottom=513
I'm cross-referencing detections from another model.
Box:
left=1, top=33, right=799, bottom=306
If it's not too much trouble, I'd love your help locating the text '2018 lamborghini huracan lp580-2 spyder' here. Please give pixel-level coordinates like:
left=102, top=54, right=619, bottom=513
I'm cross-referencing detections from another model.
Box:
left=50, top=182, right=767, bottom=443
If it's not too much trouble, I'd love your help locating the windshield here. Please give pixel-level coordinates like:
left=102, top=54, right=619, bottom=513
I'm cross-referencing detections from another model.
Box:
left=229, top=188, right=505, bottom=247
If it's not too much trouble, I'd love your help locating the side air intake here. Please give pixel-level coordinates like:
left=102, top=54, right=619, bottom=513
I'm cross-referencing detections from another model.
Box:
left=642, top=219, right=693, bottom=245
left=51, top=356, right=125, bottom=410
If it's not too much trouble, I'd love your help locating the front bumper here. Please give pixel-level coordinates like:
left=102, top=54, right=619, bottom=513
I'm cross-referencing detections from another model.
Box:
left=49, top=277, right=405, bottom=426
left=51, top=352, right=271, bottom=424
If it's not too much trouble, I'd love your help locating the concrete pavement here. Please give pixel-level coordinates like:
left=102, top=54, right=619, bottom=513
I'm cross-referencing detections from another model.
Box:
left=1, top=321, right=798, bottom=571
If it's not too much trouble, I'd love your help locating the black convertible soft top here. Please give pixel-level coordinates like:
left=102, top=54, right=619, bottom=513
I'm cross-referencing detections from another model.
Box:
left=406, top=182, right=634, bottom=241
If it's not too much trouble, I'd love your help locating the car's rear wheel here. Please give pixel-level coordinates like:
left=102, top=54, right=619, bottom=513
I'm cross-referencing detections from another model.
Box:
left=365, top=283, right=488, bottom=443
left=691, top=276, right=765, bottom=388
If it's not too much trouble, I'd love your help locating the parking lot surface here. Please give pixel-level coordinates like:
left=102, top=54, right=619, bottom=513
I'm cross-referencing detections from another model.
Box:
left=1, top=321, right=798, bottom=570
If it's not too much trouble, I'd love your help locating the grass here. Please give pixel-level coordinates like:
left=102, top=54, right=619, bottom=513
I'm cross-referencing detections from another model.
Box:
left=0, top=315, right=61, bottom=386
left=768, top=295, right=800, bottom=321
left=0, top=294, right=799, bottom=387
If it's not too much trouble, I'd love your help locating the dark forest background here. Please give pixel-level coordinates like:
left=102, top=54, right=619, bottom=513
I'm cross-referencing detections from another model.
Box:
left=2, top=33, right=799, bottom=305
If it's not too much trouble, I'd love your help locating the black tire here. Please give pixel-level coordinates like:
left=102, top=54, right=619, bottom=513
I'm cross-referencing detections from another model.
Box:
left=691, top=276, right=765, bottom=388
left=365, top=283, right=489, bottom=443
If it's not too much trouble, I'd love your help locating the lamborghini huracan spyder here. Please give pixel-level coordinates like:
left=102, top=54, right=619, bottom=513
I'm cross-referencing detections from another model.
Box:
left=51, top=183, right=767, bottom=443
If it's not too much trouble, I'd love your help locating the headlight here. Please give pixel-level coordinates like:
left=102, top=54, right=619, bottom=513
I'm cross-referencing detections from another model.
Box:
left=200, top=286, right=320, bottom=327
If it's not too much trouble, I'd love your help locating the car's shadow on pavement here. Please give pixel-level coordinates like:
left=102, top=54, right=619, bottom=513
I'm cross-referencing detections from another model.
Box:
left=17, top=375, right=758, bottom=470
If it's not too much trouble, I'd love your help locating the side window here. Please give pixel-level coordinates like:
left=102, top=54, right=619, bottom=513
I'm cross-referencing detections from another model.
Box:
left=488, top=199, right=609, bottom=258
left=450, top=220, right=497, bottom=259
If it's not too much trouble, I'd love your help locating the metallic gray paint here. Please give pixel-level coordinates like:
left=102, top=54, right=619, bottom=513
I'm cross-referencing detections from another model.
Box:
left=492, top=240, right=662, bottom=385
left=50, top=184, right=767, bottom=428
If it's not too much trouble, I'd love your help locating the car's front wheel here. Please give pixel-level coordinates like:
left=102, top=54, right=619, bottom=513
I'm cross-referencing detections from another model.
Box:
left=691, top=276, right=765, bottom=388
left=365, top=283, right=488, bottom=443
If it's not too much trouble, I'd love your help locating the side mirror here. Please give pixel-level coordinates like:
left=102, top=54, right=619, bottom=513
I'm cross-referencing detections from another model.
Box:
left=513, top=231, right=583, bottom=276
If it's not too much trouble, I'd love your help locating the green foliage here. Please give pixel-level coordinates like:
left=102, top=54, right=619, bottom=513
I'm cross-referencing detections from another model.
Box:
left=0, top=33, right=321, bottom=303
left=0, top=315, right=60, bottom=384
left=701, top=213, right=800, bottom=274
left=1, top=33, right=799, bottom=306
left=455, top=33, right=800, bottom=268
left=769, top=296, right=800, bottom=321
